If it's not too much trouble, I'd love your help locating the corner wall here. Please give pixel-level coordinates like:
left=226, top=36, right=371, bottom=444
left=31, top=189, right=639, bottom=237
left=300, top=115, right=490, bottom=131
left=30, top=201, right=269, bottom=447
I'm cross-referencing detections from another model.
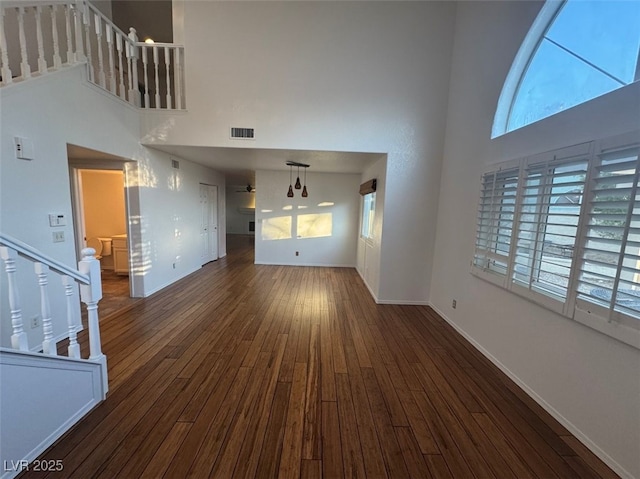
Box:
left=431, top=2, right=640, bottom=477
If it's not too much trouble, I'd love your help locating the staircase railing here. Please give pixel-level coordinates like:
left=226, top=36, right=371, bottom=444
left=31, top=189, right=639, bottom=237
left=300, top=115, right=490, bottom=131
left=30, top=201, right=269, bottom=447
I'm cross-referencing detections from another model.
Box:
left=0, top=233, right=108, bottom=395
left=0, top=0, right=185, bottom=110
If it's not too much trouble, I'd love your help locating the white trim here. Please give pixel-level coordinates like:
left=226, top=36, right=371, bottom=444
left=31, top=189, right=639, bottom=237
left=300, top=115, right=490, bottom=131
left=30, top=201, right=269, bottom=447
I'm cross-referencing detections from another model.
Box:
left=375, top=298, right=429, bottom=306
left=254, top=261, right=356, bottom=268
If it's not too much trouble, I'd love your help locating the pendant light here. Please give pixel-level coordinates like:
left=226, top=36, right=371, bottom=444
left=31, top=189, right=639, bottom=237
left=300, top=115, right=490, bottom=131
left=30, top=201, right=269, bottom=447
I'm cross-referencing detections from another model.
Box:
left=295, top=166, right=302, bottom=189
left=302, top=167, right=308, bottom=197
left=285, top=161, right=310, bottom=197
left=287, top=164, right=294, bottom=197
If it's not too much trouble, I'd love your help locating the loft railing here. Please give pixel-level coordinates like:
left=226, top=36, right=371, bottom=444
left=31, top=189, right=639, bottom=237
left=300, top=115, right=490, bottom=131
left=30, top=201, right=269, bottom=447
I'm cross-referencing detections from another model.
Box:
left=0, top=233, right=108, bottom=395
left=0, top=0, right=185, bottom=110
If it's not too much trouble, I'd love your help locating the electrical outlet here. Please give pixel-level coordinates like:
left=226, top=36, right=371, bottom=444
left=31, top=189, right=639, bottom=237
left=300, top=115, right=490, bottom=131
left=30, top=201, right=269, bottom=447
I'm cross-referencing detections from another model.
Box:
left=452, top=299, right=457, bottom=309
left=172, top=263, right=176, bottom=269
left=295, top=251, right=299, bottom=256
left=31, top=315, right=40, bottom=329
left=52, top=231, right=65, bottom=242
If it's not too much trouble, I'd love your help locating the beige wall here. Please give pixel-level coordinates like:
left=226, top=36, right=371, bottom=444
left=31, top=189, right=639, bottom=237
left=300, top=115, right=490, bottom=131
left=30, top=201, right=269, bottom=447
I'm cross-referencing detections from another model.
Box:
left=80, top=170, right=126, bottom=242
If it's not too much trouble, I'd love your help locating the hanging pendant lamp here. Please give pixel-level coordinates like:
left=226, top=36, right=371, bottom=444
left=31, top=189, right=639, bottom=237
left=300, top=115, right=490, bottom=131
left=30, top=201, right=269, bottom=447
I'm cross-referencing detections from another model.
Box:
left=295, top=166, right=302, bottom=189
left=285, top=161, right=310, bottom=197
left=287, top=164, right=294, bottom=197
left=302, top=167, right=308, bottom=197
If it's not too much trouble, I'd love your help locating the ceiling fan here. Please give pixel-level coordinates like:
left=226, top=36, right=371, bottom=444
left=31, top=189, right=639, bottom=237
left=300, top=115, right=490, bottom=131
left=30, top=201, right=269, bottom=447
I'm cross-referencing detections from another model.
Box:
left=235, top=184, right=255, bottom=193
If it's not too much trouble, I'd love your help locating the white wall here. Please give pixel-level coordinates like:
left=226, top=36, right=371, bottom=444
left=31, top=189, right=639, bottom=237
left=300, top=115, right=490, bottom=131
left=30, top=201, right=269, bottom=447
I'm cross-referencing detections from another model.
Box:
left=255, top=170, right=359, bottom=267
left=431, top=1, right=640, bottom=477
left=0, top=66, right=226, bottom=349
left=142, top=0, right=457, bottom=302
left=226, top=187, right=256, bottom=235
left=126, top=148, right=226, bottom=296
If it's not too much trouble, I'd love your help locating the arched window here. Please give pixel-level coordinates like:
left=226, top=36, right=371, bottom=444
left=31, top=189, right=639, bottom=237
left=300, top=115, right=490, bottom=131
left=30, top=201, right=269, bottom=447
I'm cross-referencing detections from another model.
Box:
left=492, top=0, right=640, bottom=138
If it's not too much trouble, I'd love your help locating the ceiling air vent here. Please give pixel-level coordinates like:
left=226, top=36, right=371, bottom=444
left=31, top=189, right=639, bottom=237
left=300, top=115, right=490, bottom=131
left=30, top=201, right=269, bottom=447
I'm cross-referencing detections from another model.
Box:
left=171, top=158, right=180, bottom=169
left=230, top=127, right=255, bottom=140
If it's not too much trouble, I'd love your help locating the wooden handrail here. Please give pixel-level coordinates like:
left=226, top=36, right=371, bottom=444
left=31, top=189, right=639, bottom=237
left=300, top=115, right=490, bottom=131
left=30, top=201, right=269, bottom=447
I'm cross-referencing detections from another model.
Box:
left=0, top=233, right=89, bottom=284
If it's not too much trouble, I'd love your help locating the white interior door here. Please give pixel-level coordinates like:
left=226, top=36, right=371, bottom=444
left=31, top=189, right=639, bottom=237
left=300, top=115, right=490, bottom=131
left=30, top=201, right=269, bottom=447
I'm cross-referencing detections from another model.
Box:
left=200, top=184, right=219, bottom=265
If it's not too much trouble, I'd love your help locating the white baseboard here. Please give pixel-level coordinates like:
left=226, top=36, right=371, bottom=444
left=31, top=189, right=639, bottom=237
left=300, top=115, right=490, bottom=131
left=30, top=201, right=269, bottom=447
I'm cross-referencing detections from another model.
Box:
left=254, top=261, right=356, bottom=268
left=356, top=267, right=429, bottom=305
left=428, top=302, right=633, bottom=479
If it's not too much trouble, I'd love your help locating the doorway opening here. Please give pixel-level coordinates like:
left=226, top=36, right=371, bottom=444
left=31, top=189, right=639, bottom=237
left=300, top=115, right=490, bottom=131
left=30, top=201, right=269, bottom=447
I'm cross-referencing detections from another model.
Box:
left=200, top=183, right=219, bottom=265
left=67, top=144, right=141, bottom=317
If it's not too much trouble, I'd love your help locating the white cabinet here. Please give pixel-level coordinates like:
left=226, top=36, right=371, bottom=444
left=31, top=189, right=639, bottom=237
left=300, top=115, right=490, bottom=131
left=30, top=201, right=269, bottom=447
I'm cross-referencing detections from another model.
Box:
left=111, top=234, right=129, bottom=275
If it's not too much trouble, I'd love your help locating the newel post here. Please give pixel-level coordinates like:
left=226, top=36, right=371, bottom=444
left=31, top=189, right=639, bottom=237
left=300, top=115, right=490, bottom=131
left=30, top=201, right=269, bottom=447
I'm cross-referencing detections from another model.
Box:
left=0, top=246, right=28, bottom=351
left=79, top=247, right=108, bottom=395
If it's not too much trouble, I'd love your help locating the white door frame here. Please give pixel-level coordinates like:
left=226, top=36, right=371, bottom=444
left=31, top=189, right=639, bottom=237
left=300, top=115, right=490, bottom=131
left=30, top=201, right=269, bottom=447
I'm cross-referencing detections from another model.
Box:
left=200, top=183, right=219, bottom=265
left=68, top=159, right=139, bottom=297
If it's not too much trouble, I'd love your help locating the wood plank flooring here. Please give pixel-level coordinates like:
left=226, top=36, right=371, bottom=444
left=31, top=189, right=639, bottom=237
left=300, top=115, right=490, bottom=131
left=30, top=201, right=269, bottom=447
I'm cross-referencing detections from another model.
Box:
left=25, top=235, right=618, bottom=478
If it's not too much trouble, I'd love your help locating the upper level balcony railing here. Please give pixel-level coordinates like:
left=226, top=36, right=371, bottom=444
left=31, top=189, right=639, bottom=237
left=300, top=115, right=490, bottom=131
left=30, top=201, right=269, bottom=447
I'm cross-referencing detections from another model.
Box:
left=0, top=0, right=185, bottom=110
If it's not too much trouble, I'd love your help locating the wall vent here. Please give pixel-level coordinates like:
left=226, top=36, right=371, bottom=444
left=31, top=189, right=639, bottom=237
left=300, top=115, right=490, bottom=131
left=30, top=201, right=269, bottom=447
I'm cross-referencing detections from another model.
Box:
left=230, top=127, right=255, bottom=140
left=171, top=158, right=180, bottom=169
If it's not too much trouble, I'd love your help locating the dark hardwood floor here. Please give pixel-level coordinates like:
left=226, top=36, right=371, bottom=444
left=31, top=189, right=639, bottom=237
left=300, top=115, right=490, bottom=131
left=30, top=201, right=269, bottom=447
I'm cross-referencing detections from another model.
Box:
left=27, top=234, right=618, bottom=478
left=95, top=270, right=140, bottom=319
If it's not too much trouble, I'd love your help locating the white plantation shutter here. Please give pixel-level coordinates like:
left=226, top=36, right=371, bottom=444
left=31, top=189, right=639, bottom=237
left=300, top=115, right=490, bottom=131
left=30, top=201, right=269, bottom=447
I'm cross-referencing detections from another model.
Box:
left=473, top=166, right=519, bottom=280
left=576, top=146, right=640, bottom=326
left=512, top=146, right=589, bottom=305
left=472, top=132, right=640, bottom=346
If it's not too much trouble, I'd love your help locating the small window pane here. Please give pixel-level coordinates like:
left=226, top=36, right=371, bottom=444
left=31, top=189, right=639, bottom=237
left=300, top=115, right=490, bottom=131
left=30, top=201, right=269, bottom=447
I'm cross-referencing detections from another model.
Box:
left=508, top=40, right=621, bottom=131
left=546, top=1, right=640, bottom=84
left=361, top=192, right=375, bottom=239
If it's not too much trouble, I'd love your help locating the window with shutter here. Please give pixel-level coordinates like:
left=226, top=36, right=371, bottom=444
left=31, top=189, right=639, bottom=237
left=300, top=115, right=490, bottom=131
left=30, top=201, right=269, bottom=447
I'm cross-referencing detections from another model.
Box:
left=473, top=165, right=519, bottom=282
left=471, top=131, right=640, bottom=348
left=576, top=145, right=640, bottom=328
left=511, top=145, right=589, bottom=310
left=361, top=192, right=376, bottom=240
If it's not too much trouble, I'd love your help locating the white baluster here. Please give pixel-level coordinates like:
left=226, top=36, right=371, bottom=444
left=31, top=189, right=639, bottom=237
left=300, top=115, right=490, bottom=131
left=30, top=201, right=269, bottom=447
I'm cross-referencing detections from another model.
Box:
left=175, top=48, right=183, bottom=109
left=128, top=28, right=139, bottom=106
left=116, top=33, right=126, bottom=99
left=82, top=2, right=94, bottom=82
left=0, top=247, right=28, bottom=351
left=79, top=247, right=107, bottom=395
left=51, top=5, right=62, bottom=69
left=125, top=36, right=133, bottom=103
left=17, top=7, right=31, bottom=79
left=64, top=4, right=74, bottom=65
left=0, top=8, right=13, bottom=85
left=164, top=47, right=172, bottom=109
left=34, top=263, right=57, bottom=355
left=142, top=46, right=149, bottom=108
left=72, top=2, right=85, bottom=63
left=61, top=275, right=81, bottom=359
left=153, top=45, right=160, bottom=108
left=94, top=12, right=105, bottom=87
left=105, top=25, right=116, bottom=93
left=35, top=6, right=48, bottom=74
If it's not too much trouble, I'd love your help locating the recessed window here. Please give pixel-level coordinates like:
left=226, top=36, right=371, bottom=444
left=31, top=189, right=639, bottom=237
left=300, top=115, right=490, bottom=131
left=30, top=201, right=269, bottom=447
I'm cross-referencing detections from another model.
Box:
left=493, top=0, right=640, bottom=137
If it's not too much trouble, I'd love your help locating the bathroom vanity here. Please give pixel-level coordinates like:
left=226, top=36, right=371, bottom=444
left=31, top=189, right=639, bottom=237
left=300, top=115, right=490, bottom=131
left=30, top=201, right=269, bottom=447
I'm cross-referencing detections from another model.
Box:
left=112, top=234, right=129, bottom=275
